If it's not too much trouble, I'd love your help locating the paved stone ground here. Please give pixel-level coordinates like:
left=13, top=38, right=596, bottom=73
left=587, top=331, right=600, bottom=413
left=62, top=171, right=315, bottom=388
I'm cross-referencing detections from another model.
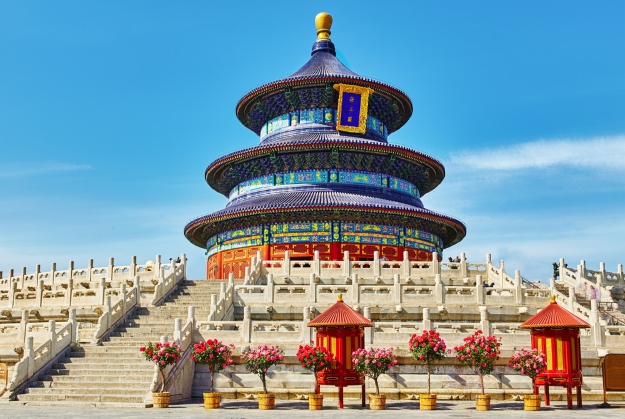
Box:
left=2, top=399, right=625, bottom=418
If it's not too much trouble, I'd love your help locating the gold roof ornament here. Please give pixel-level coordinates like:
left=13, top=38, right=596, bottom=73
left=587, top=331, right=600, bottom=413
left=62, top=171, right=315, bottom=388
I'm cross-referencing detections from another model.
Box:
left=315, top=12, right=332, bottom=41
left=337, top=293, right=343, bottom=302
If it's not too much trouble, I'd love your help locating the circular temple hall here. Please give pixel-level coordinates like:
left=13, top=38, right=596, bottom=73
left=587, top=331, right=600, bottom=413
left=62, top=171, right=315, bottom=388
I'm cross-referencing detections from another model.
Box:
left=184, top=13, right=466, bottom=279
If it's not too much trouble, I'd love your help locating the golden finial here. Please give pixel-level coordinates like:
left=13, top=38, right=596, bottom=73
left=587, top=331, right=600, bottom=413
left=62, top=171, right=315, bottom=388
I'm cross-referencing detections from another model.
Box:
left=550, top=295, right=556, bottom=303
left=315, top=12, right=333, bottom=41
left=337, top=293, right=343, bottom=302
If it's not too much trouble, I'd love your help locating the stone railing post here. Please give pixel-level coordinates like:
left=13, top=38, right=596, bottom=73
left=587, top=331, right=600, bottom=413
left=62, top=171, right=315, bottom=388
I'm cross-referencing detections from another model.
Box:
left=559, top=258, right=566, bottom=283
left=479, top=306, right=491, bottom=335
left=422, top=307, right=432, bottom=331
left=208, top=295, right=217, bottom=320
left=514, top=270, right=523, bottom=304
left=242, top=306, right=252, bottom=343
left=134, top=275, right=141, bottom=306
left=486, top=253, right=492, bottom=275
left=364, top=306, right=373, bottom=344
left=576, top=264, right=583, bottom=285
left=105, top=295, right=112, bottom=330
left=549, top=277, right=555, bottom=291
left=187, top=306, right=196, bottom=336
left=68, top=261, right=74, bottom=282
left=302, top=306, right=312, bottom=344
left=394, top=274, right=401, bottom=304
left=618, top=264, right=624, bottom=286
left=220, top=282, right=226, bottom=300
left=283, top=251, right=291, bottom=276
left=50, top=263, right=56, bottom=285
left=154, top=255, right=161, bottom=279
left=48, top=320, right=57, bottom=354
left=568, top=285, right=576, bottom=312
left=87, top=259, right=93, bottom=282
left=131, top=256, right=137, bottom=277
left=309, top=273, right=317, bottom=304
left=180, top=253, right=187, bottom=279
left=20, top=267, right=26, bottom=290
left=313, top=251, right=320, bottom=276
left=244, top=267, right=251, bottom=284
left=107, top=257, right=114, bottom=282
left=351, top=273, right=359, bottom=304
left=36, top=279, right=44, bottom=307
left=266, top=274, right=274, bottom=303
left=598, top=262, right=605, bottom=288
left=69, top=308, right=78, bottom=344
left=343, top=251, right=351, bottom=277
left=589, top=299, right=603, bottom=347
left=403, top=251, right=410, bottom=277
left=432, top=252, right=440, bottom=276
left=25, top=336, right=34, bottom=378
left=476, top=274, right=485, bottom=305
left=460, top=253, right=467, bottom=277
left=99, top=278, right=107, bottom=305
left=499, top=260, right=505, bottom=286
left=65, top=278, right=73, bottom=306
left=173, top=318, right=182, bottom=345
left=18, top=309, right=29, bottom=343
left=120, top=283, right=127, bottom=314
left=35, top=264, right=41, bottom=285
left=9, top=282, right=17, bottom=308
left=373, top=251, right=381, bottom=277
left=435, top=274, right=444, bottom=304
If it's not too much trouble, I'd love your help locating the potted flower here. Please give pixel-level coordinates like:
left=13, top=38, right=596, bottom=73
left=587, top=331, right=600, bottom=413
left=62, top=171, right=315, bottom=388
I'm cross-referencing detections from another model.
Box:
left=192, top=339, right=235, bottom=409
left=296, top=343, right=334, bottom=410
left=242, top=344, right=284, bottom=410
left=409, top=330, right=448, bottom=410
left=352, top=347, right=398, bottom=410
left=508, top=348, right=547, bottom=411
left=139, top=341, right=182, bottom=408
left=454, top=330, right=501, bottom=411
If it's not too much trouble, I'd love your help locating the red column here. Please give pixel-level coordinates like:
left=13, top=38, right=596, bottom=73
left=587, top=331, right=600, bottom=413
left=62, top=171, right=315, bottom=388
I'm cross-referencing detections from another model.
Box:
left=330, top=242, right=341, bottom=261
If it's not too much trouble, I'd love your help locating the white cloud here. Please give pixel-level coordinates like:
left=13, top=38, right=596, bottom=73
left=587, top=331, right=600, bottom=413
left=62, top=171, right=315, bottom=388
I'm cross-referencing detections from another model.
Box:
left=0, top=162, right=92, bottom=178
left=448, top=135, right=625, bottom=171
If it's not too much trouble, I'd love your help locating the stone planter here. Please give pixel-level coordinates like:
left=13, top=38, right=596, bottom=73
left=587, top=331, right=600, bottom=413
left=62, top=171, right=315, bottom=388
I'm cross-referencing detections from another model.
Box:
left=308, top=393, right=323, bottom=410
left=420, top=393, right=437, bottom=410
left=258, top=393, right=276, bottom=410
left=152, top=392, right=170, bottom=408
left=476, top=394, right=491, bottom=411
left=369, top=394, right=386, bottom=410
left=524, top=394, right=541, bottom=411
left=203, top=392, right=221, bottom=409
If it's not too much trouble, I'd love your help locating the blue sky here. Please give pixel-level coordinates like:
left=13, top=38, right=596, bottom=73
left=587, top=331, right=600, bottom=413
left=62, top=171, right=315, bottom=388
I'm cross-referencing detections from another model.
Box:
left=1, top=1, right=624, bottom=281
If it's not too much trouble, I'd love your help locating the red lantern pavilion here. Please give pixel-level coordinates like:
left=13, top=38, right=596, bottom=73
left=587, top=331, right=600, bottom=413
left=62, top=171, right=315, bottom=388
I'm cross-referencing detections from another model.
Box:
left=307, top=294, right=373, bottom=408
left=520, top=296, right=590, bottom=409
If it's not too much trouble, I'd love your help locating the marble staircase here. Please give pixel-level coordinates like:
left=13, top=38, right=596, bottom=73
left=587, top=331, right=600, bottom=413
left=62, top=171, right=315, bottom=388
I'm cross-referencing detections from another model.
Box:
left=14, top=280, right=224, bottom=406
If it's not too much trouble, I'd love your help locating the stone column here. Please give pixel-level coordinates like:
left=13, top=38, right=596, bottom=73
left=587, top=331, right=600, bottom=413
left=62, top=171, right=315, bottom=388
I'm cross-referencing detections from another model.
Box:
left=309, top=273, right=317, bottom=304
left=351, top=273, right=359, bottom=304
left=403, top=251, right=410, bottom=277
left=120, top=283, right=127, bottom=314
left=208, top=294, right=217, bottom=320
left=431, top=252, right=440, bottom=276
left=598, top=262, right=605, bottom=288
left=107, top=258, right=114, bottom=282
left=65, top=278, right=73, bottom=306
left=69, top=308, right=77, bottom=344
left=313, top=251, right=321, bottom=276
left=131, top=256, right=137, bottom=277
left=87, top=259, right=93, bottom=282
left=283, top=251, right=291, bottom=276
left=174, top=318, right=182, bottom=345
left=568, top=285, right=576, bottom=312
left=99, top=278, right=107, bottom=305
left=50, top=263, right=56, bottom=285
left=18, top=309, right=29, bottom=343
left=373, top=251, right=381, bottom=277
left=19, top=267, right=26, bottom=290
left=514, top=270, right=524, bottom=304
left=48, top=320, right=57, bottom=354
left=589, top=299, right=603, bottom=347
left=302, top=306, right=312, bottom=344
left=460, top=253, right=467, bottom=278
left=36, top=279, right=44, bottom=307
left=134, top=275, right=141, bottom=306
left=25, top=336, right=34, bottom=378
left=343, top=251, right=351, bottom=277
left=68, top=261, right=74, bottom=282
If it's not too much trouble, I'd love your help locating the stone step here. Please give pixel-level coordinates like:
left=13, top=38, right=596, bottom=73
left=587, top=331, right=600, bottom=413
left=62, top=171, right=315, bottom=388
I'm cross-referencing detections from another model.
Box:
left=32, top=380, right=149, bottom=389
left=70, top=347, right=142, bottom=354
left=57, top=358, right=145, bottom=365
left=46, top=368, right=152, bottom=376
left=41, top=374, right=152, bottom=383
left=26, top=386, right=147, bottom=395
left=17, top=393, right=146, bottom=403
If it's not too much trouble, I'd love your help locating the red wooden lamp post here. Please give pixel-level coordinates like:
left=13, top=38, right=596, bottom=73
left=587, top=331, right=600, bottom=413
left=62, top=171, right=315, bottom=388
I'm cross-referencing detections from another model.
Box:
left=520, top=296, right=590, bottom=409
left=307, top=294, right=373, bottom=408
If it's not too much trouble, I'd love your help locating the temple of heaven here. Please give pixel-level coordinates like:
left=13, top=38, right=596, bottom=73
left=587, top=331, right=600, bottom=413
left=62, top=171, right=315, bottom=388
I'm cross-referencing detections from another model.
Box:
left=184, top=12, right=466, bottom=279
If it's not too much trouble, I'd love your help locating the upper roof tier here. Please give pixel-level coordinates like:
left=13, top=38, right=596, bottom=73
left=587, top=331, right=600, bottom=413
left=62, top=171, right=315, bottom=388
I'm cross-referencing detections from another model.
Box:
left=520, top=296, right=590, bottom=329
left=235, top=13, right=413, bottom=142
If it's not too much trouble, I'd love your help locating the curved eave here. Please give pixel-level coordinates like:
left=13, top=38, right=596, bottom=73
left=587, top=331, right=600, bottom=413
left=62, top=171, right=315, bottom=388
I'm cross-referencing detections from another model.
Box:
left=235, top=76, right=413, bottom=135
left=203, top=140, right=445, bottom=196
left=184, top=205, right=466, bottom=249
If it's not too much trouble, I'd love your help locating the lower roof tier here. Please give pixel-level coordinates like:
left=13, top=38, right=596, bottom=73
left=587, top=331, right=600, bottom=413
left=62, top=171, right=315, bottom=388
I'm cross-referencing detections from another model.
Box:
left=184, top=189, right=466, bottom=249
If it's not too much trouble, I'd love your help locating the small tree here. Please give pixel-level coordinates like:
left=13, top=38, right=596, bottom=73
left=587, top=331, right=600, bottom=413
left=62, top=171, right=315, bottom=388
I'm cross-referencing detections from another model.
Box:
left=242, top=345, right=284, bottom=394
left=409, top=330, right=448, bottom=394
left=296, top=343, right=334, bottom=394
left=192, top=339, right=235, bottom=393
left=508, top=348, right=547, bottom=389
left=454, top=330, right=501, bottom=395
left=352, top=347, right=398, bottom=395
left=139, top=341, right=182, bottom=393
